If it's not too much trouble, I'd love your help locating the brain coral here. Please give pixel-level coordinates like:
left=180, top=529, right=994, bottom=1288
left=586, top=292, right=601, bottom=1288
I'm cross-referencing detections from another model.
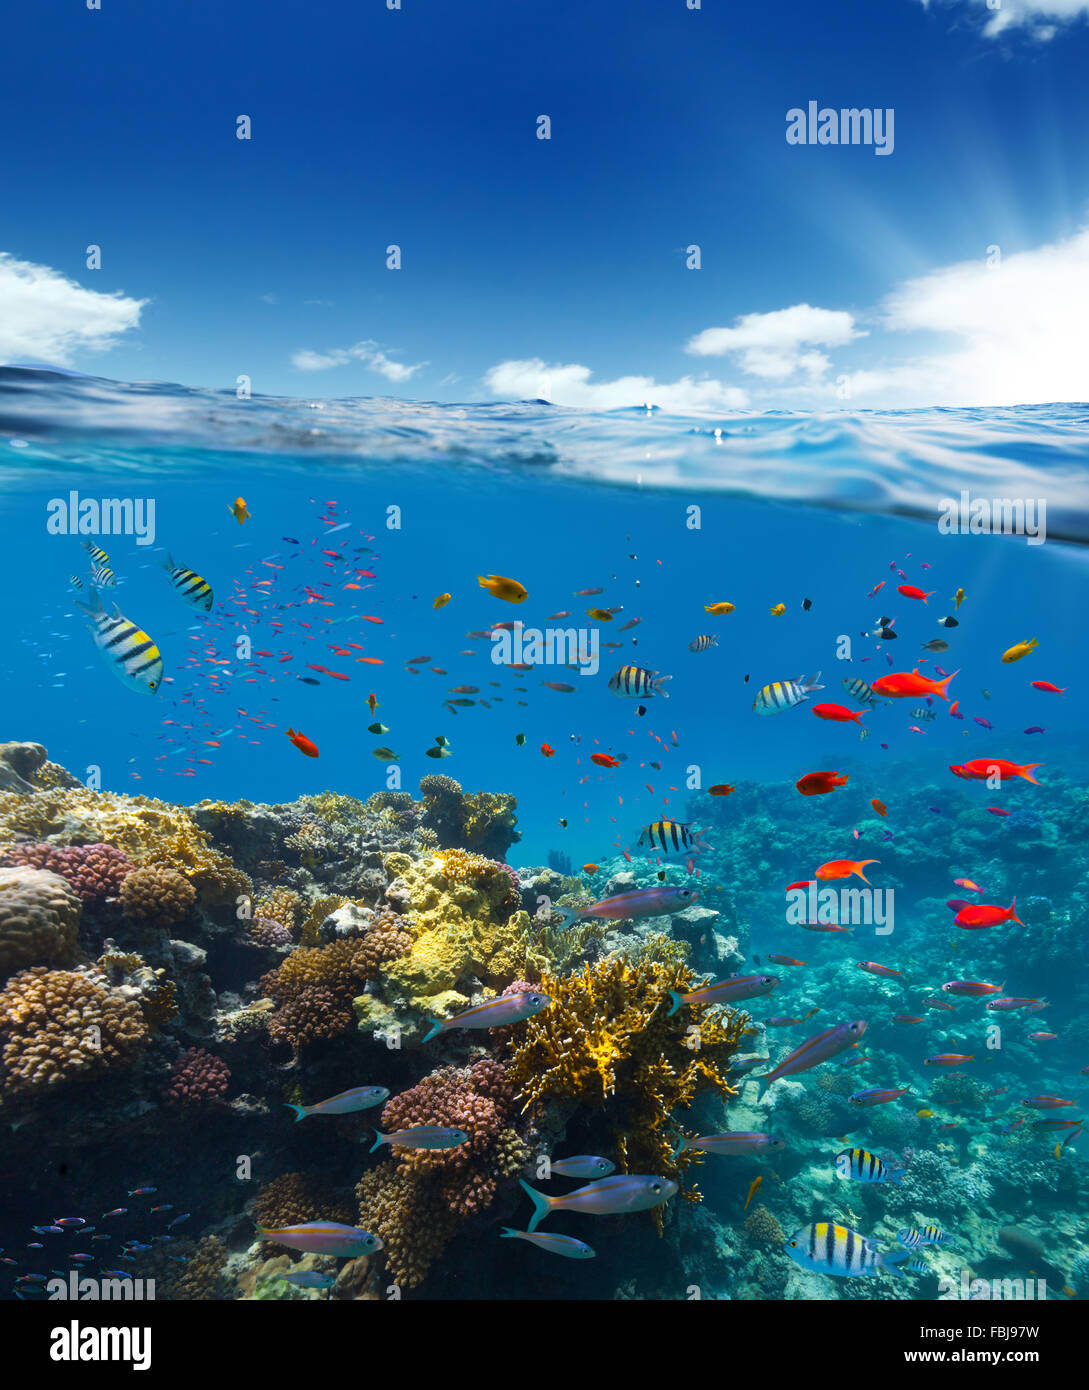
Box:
left=0, top=866, right=81, bottom=979
left=0, top=842, right=135, bottom=903
left=120, top=865, right=196, bottom=930
left=0, top=966, right=148, bottom=1096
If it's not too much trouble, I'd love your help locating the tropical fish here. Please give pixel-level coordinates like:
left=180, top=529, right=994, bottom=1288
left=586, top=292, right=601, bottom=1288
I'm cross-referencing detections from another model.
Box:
left=160, top=553, right=214, bottom=611
left=985, top=996, right=1041, bottom=1011
left=425, top=746, right=452, bottom=758
left=638, top=820, right=702, bottom=855
left=753, top=672, right=823, bottom=714
left=371, top=746, right=398, bottom=760
left=477, top=574, right=527, bottom=603
left=841, top=677, right=880, bottom=706
left=285, top=1086, right=389, bottom=1121
left=279, top=1271, right=337, bottom=1289
left=870, top=799, right=887, bottom=817
left=941, top=980, right=1002, bottom=996
left=672, top=1132, right=785, bottom=1159
left=540, top=743, right=555, bottom=757
left=559, top=885, right=698, bottom=927
left=256, top=1221, right=382, bottom=1257
left=688, top=635, right=718, bottom=652
left=849, top=1087, right=910, bottom=1108
left=1001, top=638, right=1038, bottom=663
left=785, top=1223, right=909, bottom=1278
left=924, top=1054, right=974, bottom=1067
left=518, top=1175, right=677, bottom=1233
left=83, top=541, right=109, bottom=564
left=1020, top=1096, right=1077, bottom=1110
left=499, top=1229, right=595, bottom=1259
left=766, top=955, right=806, bottom=967
left=834, top=1148, right=905, bottom=1185
left=229, top=497, right=250, bottom=524
left=432, top=593, right=451, bottom=609
left=667, top=973, right=779, bottom=1016
left=1030, top=681, right=1064, bottom=694
left=548, top=1156, right=616, bottom=1180
left=910, top=706, right=937, bottom=721
left=870, top=668, right=957, bottom=700
left=897, top=1225, right=950, bottom=1248
left=421, top=991, right=551, bottom=1043
left=590, top=753, right=621, bottom=768
left=815, top=859, right=877, bottom=884
left=369, top=1126, right=470, bottom=1153
left=796, top=771, right=849, bottom=796
left=74, top=589, right=163, bottom=695
left=91, top=564, right=116, bottom=587
left=586, top=608, right=613, bottom=622
left=286, top=727, right=319, bottom=758
left=760, top=1020, right=868, bottom=1090
left=367, top=722, right=390, bottom=735
left=897, top=585, right=933, bottom=602
left=920, top=639, right=949, bottom=652
left=770, top=603, right=786, bottom=616
left=954, top=588, right=965, bottom=608
left=704, top=601, right=735, bottom=615
left=856, top=961, right=901, bottom=979
left=608, top=664, right=671, bottom=699
left=960, top=758, right=1041, bottom=784
left=938, top=615, right=959, bottom=627
left=954, top=899, right=1022, bottom=929
left=744, top=1176, right=763, bottom=1210
left=708, top=784, right=735, bottom=796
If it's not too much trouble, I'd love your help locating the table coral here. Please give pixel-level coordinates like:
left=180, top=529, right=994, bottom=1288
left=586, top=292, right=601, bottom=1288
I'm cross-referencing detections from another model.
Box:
left=505, top=955, right=746, bottom=1197
left=0, top=965, right=148, bottom=1097
left=0, top=866, right=81, bottom=978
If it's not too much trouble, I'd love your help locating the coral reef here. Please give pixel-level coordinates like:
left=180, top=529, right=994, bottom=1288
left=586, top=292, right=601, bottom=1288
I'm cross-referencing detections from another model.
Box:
left=418, top=775, right=520, bottom=860
left=164, top=1046, right=231, bottom=1107
left=254, top=1171, right=355, bottom=1229
left=0, top=866, right=81, bottom=978
left=0, top=841, right=135, bottom=903
left=120, top=865, right=196, bottom=930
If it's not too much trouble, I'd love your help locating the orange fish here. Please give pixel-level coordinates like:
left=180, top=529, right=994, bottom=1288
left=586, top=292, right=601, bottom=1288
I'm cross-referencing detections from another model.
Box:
left=796, top=771, right=849, bottom=797
left=743, top=1176, right=762, bottom=1212
left=541, top=744, right=555, bottom=757
left=870, top=668, right=958, bottom=701
left=708, top=784, right=735, bottom=797
left=812, top=703, right=865, bottom=724
left=591, top=754, right=621, bottom=768
left=816, top=859, right=878, bottom=884
left=871, top=798, right=887, bottom=817
left=286, top=727, right=319, bottom=758
left=961, top=758, right=1042, bottom=784
left=582, top=864, right=598, bottom=874
left=367, top=693, right=378, bottom=715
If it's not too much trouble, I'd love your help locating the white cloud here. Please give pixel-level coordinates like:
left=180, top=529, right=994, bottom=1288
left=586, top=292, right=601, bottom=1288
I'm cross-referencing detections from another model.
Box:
left=0, top=252, right=145, bottom=363
left=290, top=339, right=425, bottom=382
left=482, top=358, right=748, bottom=410
left=924, top=0, right=1089, bottom=36
left=685, top=304, right=861, bottom=380
left=843, top=224, right=1089, bottom=407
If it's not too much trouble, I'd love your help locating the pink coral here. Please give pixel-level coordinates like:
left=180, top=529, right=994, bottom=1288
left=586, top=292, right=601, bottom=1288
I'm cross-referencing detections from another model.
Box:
left=164, top=1047, right=231, bottom=1107
left=0, top=842, right=135, bottom=903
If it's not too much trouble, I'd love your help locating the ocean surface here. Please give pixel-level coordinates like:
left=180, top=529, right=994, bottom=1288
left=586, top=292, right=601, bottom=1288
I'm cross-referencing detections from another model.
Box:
left=0, top=366, right=1087, bottom=1302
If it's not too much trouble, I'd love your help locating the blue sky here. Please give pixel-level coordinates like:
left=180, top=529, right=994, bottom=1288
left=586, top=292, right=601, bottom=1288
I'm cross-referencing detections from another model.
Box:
left=1, top=0, right=1088, bottom=408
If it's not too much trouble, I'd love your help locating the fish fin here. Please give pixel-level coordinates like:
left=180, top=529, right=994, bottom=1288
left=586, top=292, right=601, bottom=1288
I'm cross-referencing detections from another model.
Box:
left=549, top=906, right=578, bottom=930
left=935, top=669, right=959, bottom=699
left=880, top=1249, right=911, bottom=1278
left=1020, top=764, right=1042, bottom=785
left=160, top=552, right=175, bottom=571
left=1009, top=896, right=1024, bottom=926
left=73, top=587, right=103, bottom=618
left=499, top=1228, right=519, bottom=1239
left=652, top=675, right=672, bottom=698
left=801, top=671, right=824, bottom=694
left=368, top=1131, right=387, bottom=1154
left=670, top=1139, right=685, bottom=1162
left=284, top=1103, right=307, bottom=1122
left=888, top=1169, right=907, bottom=1185
left=518, top=1178, right=553, bottom=1234
left=421, top=1018, right=444, bottom=1044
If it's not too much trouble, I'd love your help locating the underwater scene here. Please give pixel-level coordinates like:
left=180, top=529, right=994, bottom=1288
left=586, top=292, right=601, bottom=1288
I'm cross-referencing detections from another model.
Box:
left=0, top=370, right=1087, bottom=1309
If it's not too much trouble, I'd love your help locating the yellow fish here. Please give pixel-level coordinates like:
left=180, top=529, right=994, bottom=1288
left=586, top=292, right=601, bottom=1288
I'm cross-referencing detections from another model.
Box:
left=587, top=608, right=613, bottom=622
left=770, top=603, right=786, bottom=617
left=478, top=574, right=528, bottom=604
left=1001, top=638, right=1038, bottom=663
left=433, top=593, right=451, bottom=610
left=916, top=1109, right=934, bottom=1118
left=229, top=496, right=250, bottom=524
left=743, top=1175, right=762, bottom=1212
left=704, top=601, right=735, bottom=615
left=954, top=588, right=965, bottom=609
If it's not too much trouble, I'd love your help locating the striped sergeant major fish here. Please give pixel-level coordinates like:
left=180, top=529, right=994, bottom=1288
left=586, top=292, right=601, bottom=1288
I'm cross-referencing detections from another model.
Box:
left=841, top=676, right=880, bottom=707
left=785, top=1222, right=910, bottom=1278
left=911, top=706, right=937, bottom=721
left=897, top=1225, right=950, bottom=1248
left=161, top=552, right=214, bottom=611
left=91, top=564, right=116, bottom=587
left=753, top=671, right=823, bottom=715
left=82, top=542, right=109, bottom=565
left=74, top=588, right=163, bottom=695
left=688, top=634, right=718, bottom=653
left=608, top=664, right=671, bottom=699
left=638, top=820, right=705, bottom=857
left=68, top=573, right=83, bottom=592
left=834, top=1147, right=906, bottom=1185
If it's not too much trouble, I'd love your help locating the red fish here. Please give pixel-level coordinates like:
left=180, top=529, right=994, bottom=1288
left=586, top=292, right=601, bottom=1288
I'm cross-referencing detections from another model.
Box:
left=987, top=807, right=1012, bottom=817
left=785, top=880, right=813, bottom=891
left=591, top=753, right=621, bottom=768
left=796, top=771, right=849, bottom=796
left=708, top=784, right=735, bottom=796
left=815, top=859, right=877, bottom=883
left=896, top=585, right=934, bottom=602
left=871, top=798, right=887, bottom=817
left=961, top=758, right=1042, bottom=784
left=871, top=668, right=957, bottom=700
left=286, top=728, right=319, bottom=758
left=1030, top=681, right=1065, bottom=694
left=954, top=898, right=1023, bottom=929
left=540, top=744, right=555, bottom=757
left=812, top=703, right=864, bottom=724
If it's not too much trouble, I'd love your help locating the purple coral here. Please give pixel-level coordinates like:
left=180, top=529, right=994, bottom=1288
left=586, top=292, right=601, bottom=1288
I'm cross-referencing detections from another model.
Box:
left=164, top=1047, right=231, bottom=1107
left=0, top=842, right=135, bottom=903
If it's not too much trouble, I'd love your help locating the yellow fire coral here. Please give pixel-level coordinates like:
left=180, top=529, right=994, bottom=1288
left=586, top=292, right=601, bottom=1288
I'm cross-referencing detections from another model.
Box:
left=505, top=955, right=747, bottom=1202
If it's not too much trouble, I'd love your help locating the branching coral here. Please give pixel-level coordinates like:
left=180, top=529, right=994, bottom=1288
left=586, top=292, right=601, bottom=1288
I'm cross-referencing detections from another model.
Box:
left=164, top=1047, right=230, bottom=1107
left=0, top=842, right=135, bottom=903
left=254, top=887, right=304, bottom=933
left=268, top=985, right=353, bottom=1048
left=505, top=956, right=746, bottom=1198
left=255, top=1171, right=355, bottom=1229
left=0, top=966, right=148, bottom=1096
left=120, top=865, right=196, bottom=930
left=248, top=916, right=293, bottom=948
left=744, top=1203, right=785, bottom=1246
left=418, top=776, right=520, bottom=860
left=0, top=866, right=81, bottom=978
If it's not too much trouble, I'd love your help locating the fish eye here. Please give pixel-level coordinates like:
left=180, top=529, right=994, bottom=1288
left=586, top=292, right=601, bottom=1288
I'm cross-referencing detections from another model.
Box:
left=651, top=1182, right=661, bottom=1193
left=790, top=1240, right=798, bottom=1248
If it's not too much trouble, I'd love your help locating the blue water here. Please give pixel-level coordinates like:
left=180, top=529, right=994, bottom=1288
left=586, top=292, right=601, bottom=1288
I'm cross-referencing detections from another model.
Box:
left=1, top=368, right=1087, bottom=1301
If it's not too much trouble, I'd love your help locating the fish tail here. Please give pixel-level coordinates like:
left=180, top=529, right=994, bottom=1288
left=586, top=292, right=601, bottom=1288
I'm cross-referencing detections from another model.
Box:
left=499, top=1227, right=519, bottom=1240
left=73, top=586, right=104, bottom=618
left=369, top=1131, right=387, bottom=1154
left=421, top=1018, right=444, bottom=1044
left=550, top=907, right=578, bottom=930
left=670, top=1138, right=685, bottom=1162
left=888, top=1169, right=907, bottom=1185
left=801, top=670, right=824, bottom=694
left=667, top=990, right=685, bottom=1018
left=1009, top=896, right=1024, bottom=926
left=1019, top=763, right=1043, bottom=785
left=934, top=669, right=959, bottom=700
left=284, top=1103, right=308, bottom=1122
left=652, top=675, right=672, bottom=698
left=160, top=552, right=175, bottom=571
left=518, top=1179, right=554, bottom=1233
left=880, top=1249, right=911, bottom=1278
